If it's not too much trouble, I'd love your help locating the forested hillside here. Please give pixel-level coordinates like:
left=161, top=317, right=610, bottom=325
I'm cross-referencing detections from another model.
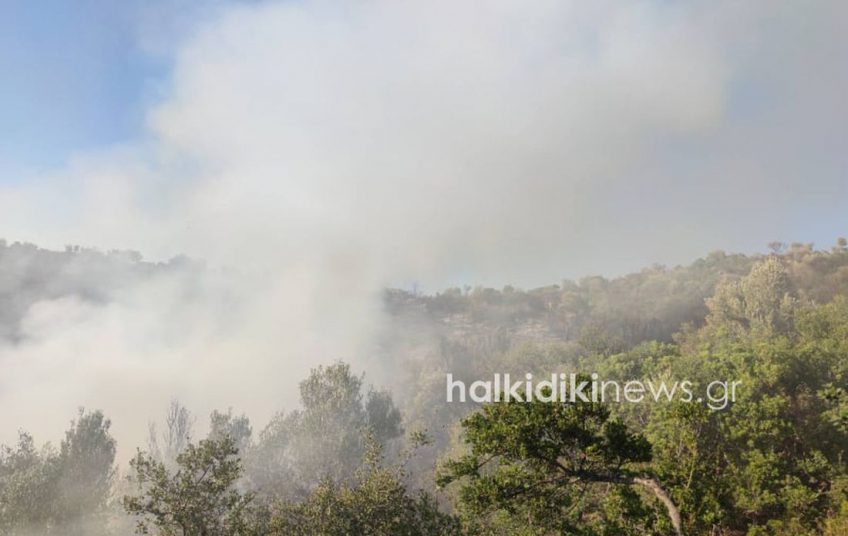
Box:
left=2, top=239, right=848, bottom=535
left=0, top=240, right=200, bottom=342
left=386, top=240, right=848, bottom=353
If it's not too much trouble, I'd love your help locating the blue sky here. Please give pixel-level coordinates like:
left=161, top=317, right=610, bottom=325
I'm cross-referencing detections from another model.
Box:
left=0, top=1, right=175, bottom=180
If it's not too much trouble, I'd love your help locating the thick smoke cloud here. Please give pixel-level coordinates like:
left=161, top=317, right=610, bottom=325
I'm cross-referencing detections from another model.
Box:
left=0, top=0, right=845, bottom=454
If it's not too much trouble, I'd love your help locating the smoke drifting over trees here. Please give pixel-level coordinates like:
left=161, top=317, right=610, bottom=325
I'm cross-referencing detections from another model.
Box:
left=2, top=240, right=848, bottom=533
left=1, top=0, right=847, bottom=533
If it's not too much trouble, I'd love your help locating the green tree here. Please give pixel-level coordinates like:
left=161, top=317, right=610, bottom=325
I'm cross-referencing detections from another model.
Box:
left=437, top=391, right=681, bottom=535
left=704, top=256, right=796, bottom=338
left=0, top=432, right=56, bottom=534
left=269, top=438, right=460, bottom=535
left=247, top=362, right=402, bottom=499
left=208, top=409, right=252, bottom=455
left=54, top=409, right=117, bottom=535
left=0, top=409, right=116, bottom=536
left=123, top=436, right=258, bottom=536
left=646, top=292, right=848, bottom=534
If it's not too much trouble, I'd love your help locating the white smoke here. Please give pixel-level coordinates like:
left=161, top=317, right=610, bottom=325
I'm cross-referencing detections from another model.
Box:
left=0, top=0, right=845, bottom=454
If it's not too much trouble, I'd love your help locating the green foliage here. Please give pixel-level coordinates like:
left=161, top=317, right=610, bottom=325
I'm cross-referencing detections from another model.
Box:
left=269, top=439, right=460, bottom=535
left=0, top=409, right=116, bottom=535
left=429, top=256, right=848, bottom=535
left=246, top=362, right=402, bottom=499
left=123, top=436, right=259, bottom=536
left=54, top=410, right=117, bottom=534
left=437, top=392, right=675, bottom=535
left=208, top=409, right=253, bottom=455
left=703, top=256, right=797, bottom=339
left=643, top=261, right=848, bottom=534
left=0, top=432, right=57, bottom=534
left=7, top=243, right=848, bottom=534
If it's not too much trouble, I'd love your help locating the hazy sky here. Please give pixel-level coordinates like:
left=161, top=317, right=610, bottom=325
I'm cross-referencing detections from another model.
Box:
left=0, top=0, right=846, bottom=457
left=1, top=0, right=846, bottom=287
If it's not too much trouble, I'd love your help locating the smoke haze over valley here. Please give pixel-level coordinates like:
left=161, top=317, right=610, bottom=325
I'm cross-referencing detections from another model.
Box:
left=1, top=2, right=847, bottom=534
left=2, top=0, right=846, bottom=450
